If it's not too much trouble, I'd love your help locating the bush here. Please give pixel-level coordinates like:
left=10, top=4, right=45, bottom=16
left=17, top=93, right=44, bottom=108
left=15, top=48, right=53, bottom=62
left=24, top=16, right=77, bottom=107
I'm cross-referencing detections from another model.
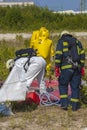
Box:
left=0, top=5, right=87, bottom=32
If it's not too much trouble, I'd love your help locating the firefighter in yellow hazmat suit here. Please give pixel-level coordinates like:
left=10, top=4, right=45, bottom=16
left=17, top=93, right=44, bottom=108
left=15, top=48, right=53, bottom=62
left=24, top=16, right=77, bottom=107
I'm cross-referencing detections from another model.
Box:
left=30, top=30, right=40, bottom=47
left=30, top=27, right=54, bottom=77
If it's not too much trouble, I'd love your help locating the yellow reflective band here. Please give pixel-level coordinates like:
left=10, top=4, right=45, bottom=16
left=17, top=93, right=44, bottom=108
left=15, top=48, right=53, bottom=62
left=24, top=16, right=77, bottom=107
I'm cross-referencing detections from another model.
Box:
left=77, top=46, right=81, bottom=55
left=80, top=60, right=85, bottom=63
left=80, top=50, right=85, bottom=54
left=63, top=48, right=68, bottom=52
left=71, top=98, right=79, bottom=102
left=61, top=65, right=72, bottom=70
left=21, top=54, right=28, bottom=56
left=63, top=42, right=68, bottom=46
left=76, top=40, right=78, bottom=43
left=55, top=59, right=61, bottom=63
left=56, top=51, right=62, bottom=54
left=60, top=94, right=68, bottom=98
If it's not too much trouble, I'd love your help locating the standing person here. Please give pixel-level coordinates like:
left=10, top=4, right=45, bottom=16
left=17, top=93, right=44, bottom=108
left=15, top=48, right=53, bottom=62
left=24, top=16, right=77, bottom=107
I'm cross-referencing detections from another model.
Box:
left=30, top=27, right=54, bottom=78
left=30, top=26, right=54, bottom=85
left=55, top=30, right=85, bottom=111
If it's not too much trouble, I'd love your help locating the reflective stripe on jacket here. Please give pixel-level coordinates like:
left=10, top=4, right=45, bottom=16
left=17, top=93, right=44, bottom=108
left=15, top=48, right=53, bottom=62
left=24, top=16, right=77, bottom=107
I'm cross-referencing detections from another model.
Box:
left=55, top=35, right=85, bottom=70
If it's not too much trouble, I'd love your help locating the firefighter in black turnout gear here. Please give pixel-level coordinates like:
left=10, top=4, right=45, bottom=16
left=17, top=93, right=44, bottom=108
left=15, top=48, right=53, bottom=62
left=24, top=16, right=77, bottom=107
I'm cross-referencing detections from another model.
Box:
left=55, top=31, right=85, bottom=111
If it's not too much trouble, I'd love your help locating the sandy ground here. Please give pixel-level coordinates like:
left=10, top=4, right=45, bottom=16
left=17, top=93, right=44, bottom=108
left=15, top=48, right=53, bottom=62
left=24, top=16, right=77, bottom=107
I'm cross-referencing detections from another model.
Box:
left=0, top=32, right=87, bottom=41
left=0, top=33, right=32, bottom=41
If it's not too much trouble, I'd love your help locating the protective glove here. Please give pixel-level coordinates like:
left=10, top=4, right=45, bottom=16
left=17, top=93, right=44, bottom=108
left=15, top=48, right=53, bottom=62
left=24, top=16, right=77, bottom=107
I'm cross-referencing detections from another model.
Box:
left=81, top=67, right=85, bottom=76
left=55, top=66, right=60, bottom=77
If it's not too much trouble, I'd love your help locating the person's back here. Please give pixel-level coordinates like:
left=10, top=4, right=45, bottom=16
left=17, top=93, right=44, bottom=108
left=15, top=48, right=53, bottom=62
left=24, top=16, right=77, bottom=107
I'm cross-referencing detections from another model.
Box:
left=30, top=27, right=54, bottom=76
left=55, top=32, right=85, bottom=70
left=30, top=27, right=53, bottom=59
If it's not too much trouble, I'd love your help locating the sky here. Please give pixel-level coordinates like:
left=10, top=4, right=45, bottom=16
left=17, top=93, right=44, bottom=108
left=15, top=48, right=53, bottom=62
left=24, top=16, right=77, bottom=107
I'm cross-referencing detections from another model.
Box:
left=0, top=0, right=86, bottom=11
left=33, top=0, right=81, bottom=11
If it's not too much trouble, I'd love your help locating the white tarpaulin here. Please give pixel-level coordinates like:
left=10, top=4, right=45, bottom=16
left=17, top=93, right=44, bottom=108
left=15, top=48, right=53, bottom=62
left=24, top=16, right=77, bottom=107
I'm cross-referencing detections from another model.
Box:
left=0, top=58, right=28, bottom=102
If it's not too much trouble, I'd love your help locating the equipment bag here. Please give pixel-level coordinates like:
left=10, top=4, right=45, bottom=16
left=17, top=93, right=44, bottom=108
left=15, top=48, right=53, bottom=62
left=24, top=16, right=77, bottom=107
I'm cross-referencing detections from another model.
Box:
left=26, top=91, right=40, bottom=105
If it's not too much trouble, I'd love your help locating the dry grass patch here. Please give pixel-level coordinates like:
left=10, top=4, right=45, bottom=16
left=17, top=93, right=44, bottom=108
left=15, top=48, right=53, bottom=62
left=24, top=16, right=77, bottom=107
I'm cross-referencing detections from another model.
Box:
left=0, top=105, right=87, bottom=130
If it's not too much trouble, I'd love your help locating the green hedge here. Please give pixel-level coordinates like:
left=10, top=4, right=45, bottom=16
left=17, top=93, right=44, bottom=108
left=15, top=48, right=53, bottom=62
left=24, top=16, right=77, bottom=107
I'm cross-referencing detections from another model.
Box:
left=0, top=37, right=30, bottom=80
left=0, top=5, right=87, bottom=32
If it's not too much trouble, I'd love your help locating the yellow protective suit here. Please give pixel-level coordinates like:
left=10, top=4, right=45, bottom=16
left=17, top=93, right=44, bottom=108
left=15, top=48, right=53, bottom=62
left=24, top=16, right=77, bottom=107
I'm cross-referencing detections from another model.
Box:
left=30, top=27, right=54, bottom=77
left=30, top=30, right=40, bottom=48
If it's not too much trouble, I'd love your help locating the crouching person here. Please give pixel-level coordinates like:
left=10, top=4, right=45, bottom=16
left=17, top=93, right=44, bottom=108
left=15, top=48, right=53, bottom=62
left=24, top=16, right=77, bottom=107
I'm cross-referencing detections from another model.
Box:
left=0, top=27, right=54, bottom=104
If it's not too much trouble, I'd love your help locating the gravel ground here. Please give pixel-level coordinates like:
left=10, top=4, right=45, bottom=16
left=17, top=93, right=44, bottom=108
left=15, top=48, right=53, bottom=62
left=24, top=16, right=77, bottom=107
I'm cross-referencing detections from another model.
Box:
left=0, top=32, right=87, bottom=41
left=0, top=33, right=32, bottom=41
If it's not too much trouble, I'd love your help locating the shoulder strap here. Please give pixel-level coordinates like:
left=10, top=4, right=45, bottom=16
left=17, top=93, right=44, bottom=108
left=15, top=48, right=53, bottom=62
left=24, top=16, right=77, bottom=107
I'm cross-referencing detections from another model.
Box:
left=15, top=48, right=37, bottom=72
left=15, top=48, right=36, bottom=58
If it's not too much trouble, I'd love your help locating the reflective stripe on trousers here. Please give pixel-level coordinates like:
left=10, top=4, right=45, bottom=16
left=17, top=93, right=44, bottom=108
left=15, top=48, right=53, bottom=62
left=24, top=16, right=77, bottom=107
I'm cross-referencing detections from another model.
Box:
left=58, top=68, right=81, bottom=109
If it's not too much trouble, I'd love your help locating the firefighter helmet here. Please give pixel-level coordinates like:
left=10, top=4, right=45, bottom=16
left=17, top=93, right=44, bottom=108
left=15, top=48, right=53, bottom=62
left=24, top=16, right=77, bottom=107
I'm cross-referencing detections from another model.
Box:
left=61, top=30, right=69, bottom=37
